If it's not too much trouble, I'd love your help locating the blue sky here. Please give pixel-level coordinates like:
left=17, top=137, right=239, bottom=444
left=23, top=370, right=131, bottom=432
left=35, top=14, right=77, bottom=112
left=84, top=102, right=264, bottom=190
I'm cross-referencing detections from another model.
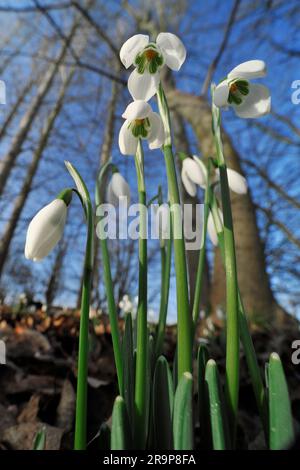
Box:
left=0, top=0, right=299, bottom=322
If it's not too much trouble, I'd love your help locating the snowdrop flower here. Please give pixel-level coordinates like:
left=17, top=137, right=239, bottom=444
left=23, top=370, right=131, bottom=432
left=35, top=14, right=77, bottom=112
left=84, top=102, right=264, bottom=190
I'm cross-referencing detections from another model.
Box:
left=207, top=208, right=223, bottom=247
left=119, top=100, right=164, bottom=155
left=181, top=156, right=207, bottom=197
left=107, top=171, right=130, bottom=206
left=25, top=190, right=71, bottom=261
left=181, top=156, right=247, bottom=197
left=119, top=294, right=133, bottom=314
left=213, top=60, right=271, bottom=118
left=120, top=32, right=186, bottom=101
left=215, top=168, right=247, bottom=195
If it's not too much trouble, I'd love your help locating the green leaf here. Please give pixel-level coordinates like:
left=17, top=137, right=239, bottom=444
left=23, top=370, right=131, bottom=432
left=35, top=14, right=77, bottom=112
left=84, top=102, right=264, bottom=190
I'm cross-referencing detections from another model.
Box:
left=173, top=372, right=193, bottom=450
left=268, top=352, right=294, bottom=449
left=111, top=396, right=131, bottom=450
left=122, top=313, right=134, bottom=428
left=33, top=427, right=46, bottom=450
left=197, top=344, right=211, bottom=447
left=98, top=423, right=111, bottom=450
left=153, top=356, right=174, bottom=449
left=205, top=359, right=230, bottom=450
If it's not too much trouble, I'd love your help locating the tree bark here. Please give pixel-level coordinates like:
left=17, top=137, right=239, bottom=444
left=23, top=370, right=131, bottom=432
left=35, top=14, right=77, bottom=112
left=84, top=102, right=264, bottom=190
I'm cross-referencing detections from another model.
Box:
left=0, top=66, right=76, bottom=277
left=0, top=19, right=80, bottom=198
left=167, top=89, right=285, bottom=323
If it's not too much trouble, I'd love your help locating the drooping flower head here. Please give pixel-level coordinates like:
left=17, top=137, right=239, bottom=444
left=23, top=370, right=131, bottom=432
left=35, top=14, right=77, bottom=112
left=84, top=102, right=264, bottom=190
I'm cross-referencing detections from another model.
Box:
left=181, top=155, right=248, bottom=197
left=180, top=156, right=248, bottom=246
left=213, top=60, right=271, bottom=118
left=107, top=170, right=131, bottom=206
left=25, top=189, right=72, bottom=261
left=119, top=100, right=164, bottom=155
left=120, top=33, right=186, bottom=101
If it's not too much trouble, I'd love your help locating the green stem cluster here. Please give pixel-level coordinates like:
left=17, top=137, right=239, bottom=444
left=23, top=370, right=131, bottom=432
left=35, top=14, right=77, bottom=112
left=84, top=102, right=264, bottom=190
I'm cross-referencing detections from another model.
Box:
left=157, top=83, right=192, bottom=379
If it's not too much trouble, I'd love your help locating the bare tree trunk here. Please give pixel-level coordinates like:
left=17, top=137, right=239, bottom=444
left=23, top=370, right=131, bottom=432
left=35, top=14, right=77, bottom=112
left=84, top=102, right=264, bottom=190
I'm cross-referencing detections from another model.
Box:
left=167, top=89, right=285, bottom=323
left=0, top=67, right=76, bottom=277
left=0, top=78, right=35, bottom=141
left=93, top=77, right=120, bottom=305
left=0, top=19, right=80, bottom=198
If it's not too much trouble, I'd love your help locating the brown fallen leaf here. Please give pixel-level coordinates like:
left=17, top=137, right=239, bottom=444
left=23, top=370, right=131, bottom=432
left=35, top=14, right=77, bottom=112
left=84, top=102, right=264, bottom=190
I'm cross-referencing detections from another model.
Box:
left=55, top=379, right=75, bottom=432
left=2, top=422, right=63, bottom=450
left=17, top=394, right=40, bottom=424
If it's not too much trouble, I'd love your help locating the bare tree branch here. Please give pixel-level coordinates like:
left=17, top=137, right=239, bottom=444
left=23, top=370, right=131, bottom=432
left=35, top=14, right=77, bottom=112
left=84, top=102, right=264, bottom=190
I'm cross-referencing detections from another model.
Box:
left=201, top=0, right=241, bottom=95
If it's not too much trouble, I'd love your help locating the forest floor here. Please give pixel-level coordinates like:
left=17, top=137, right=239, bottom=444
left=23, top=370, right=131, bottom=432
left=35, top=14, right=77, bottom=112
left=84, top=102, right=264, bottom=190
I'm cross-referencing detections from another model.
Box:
left=0, top=306, right=299, bottom=450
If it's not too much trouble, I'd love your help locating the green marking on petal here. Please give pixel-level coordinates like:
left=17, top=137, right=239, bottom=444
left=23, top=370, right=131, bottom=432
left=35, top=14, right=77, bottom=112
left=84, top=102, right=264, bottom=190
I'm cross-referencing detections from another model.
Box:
left=134, top=45, right=164, bottom=75
left=227, top=78, right=249, bottom=106
left=130, top=118, right=150, bottom=139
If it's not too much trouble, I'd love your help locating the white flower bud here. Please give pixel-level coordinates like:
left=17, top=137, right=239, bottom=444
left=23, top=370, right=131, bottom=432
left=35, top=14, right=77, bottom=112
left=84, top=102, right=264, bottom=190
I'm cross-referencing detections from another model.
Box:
left=25, top=199, right=67, bottom=261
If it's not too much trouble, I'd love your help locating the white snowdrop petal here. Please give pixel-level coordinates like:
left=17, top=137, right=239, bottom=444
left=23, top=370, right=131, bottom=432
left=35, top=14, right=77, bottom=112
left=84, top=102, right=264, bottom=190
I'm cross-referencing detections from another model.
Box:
left=147, top=112, right=165, bottom=149
left=181, top=168, right=197, bottom=197
left=213, top=81, right=230, bottom=107
left=233, top=84, right=271, bottom=119
left=156, top=32, right=186, bottom=71
left=106, top=181, right=119, bottom=206
left=119, top=34, right=149, bottom=69
left=228, top=60, right=267, bottom=80
left=122, top=100, right=152, bottom=120
left=207, top=211, right=218, bottom=246
left=183, top=158, right=206, bottom=187
left=25, top=199, right=67, bottom=261
left=192, top=156, right=208, bottom=186
left=128, top=69, right=160, bottom=102
left=111, top=172, right=131, bottom=203
left=226, top=168, right=248, bottom=194
left=118, top=120, right=138, bottom=155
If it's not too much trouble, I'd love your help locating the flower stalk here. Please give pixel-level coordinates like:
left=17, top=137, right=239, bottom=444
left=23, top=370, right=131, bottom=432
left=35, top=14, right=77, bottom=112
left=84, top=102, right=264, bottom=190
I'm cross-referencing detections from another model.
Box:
left=134, top=139, right=148, bottom=448
left=96, top=161, right=124, bottom=395
left=155, top=187, right=172, bottom=358
left=211, top=89, right=239, bottom=444
left=65, top=162, right=94, bottom=451
left=192, top=160, right=212, bottom=329
left=157, top=82, right=192, bottom=378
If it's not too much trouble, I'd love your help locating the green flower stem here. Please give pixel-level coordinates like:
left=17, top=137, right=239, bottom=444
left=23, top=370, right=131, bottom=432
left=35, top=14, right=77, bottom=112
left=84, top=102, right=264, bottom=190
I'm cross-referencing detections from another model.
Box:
left=237, top=291, right=268, bottom=438
left=155, top=191, right=172, bottom=359
left=213, top=196, right=268, bottom=440
left=211, top=94, right=239, bottom=443
left=65, top=162, right=94, bottom=451
left=157, top=83, right=192, bottom=379
left=192, top=163, right=212, bottom=330
left=95, top=162, right=123, bottom=395
left=134, top=140, right=148, bottom=449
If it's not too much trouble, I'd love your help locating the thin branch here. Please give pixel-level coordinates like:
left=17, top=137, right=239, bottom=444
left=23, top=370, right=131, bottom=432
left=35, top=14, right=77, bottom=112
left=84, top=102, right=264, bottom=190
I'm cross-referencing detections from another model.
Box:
left=71, top=1, right=119, bottom=58
left=201, top=0, right=241, bottom=95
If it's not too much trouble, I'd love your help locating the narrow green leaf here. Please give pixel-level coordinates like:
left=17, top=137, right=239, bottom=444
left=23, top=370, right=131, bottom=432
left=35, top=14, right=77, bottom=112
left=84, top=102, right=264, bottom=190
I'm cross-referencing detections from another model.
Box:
left=98, top=423, right=111, bottom=450
left=153, top=356, right=174, bottom=449
left=122, top=313, right=134, bottom=428
left=197, top=344, right=211, bottom=447
left=268, top=352, right=294, bottom=449
left=205, top=359, right=230, bottom=450
left=33, top=427, right=46, bottom=450
left=111, top=396, right=131, bottom=450
left=173, top=372, right=193, bottom=450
